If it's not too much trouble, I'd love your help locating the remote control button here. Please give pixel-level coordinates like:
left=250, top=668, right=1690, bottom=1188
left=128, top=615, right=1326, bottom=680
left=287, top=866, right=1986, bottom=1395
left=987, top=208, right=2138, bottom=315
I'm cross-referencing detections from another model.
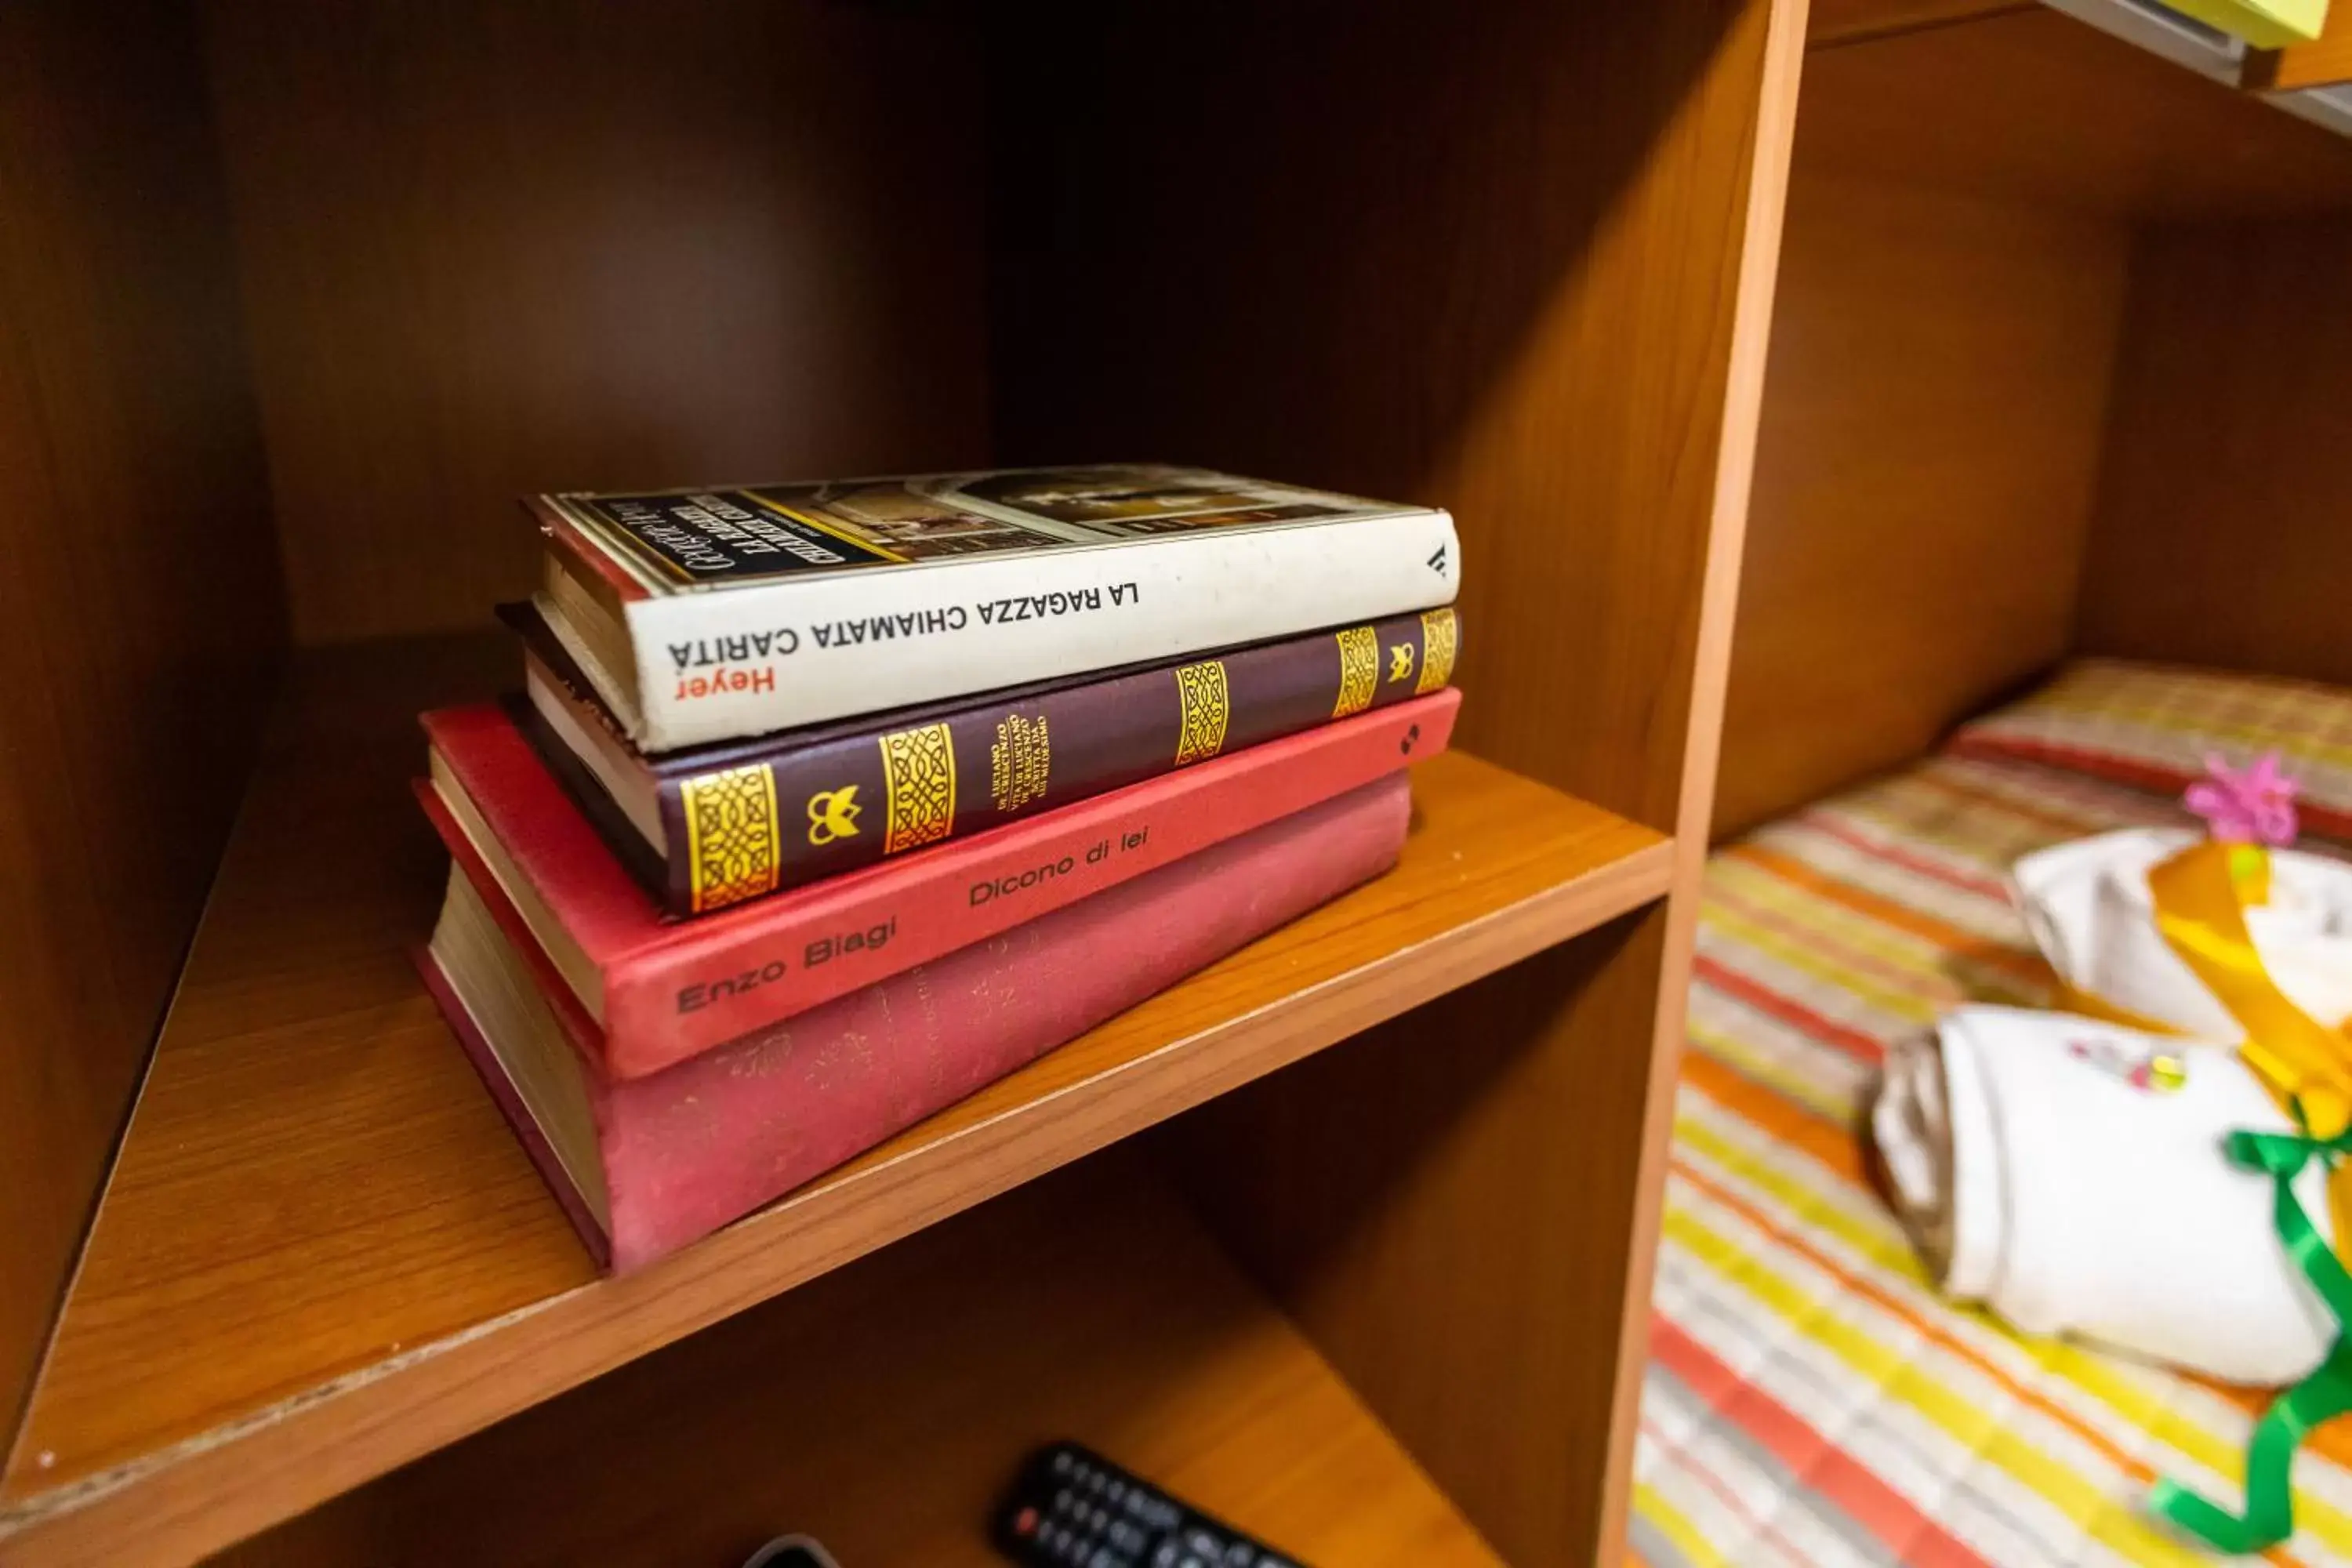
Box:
left=1224, top=1546, right=1256, bottom=1567
left=1109, top=1521, right=1146, bottom=1552
left=1052, top=1451, right=1075, bottom=1478
left=1153, top=1542, right=1181, bottom=1568
left=1108, top=1479, right=1128, bottom=1503
left=1186, top=1529, right=1225, bottom=1557
left=1013, top=1506, right=1040, bottom=1537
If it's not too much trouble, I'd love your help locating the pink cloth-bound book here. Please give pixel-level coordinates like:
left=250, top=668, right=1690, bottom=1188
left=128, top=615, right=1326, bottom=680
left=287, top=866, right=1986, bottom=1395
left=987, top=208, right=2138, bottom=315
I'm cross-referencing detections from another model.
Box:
left=419, top=770, right=1412, bottom=1272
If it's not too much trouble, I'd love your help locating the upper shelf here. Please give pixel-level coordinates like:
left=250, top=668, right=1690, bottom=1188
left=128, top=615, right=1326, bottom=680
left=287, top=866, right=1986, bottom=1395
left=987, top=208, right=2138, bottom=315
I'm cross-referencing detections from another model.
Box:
left=0, top=634, right=1671, bottom=1568
left=2248, top=5, right=2352, bottom=88
left=1805, top=5, right=2352, bottom=217
left=1809, top=0, right=2036, bottom=48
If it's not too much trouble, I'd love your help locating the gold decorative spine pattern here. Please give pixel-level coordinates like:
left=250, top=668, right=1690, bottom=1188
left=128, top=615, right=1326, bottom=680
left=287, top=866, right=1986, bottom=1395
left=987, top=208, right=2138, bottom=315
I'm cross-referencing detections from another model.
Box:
left=1332, top=626, right=1379, bottom=717
left=1415, top=608, right=1459, bottom=695
left=990, top=711, right=1052, bottom=812
left=879, top=721, right=957, bottom=854
left=1171, top=660, right=1232, bottom=767
left=681, top=763, right=782, bottom=913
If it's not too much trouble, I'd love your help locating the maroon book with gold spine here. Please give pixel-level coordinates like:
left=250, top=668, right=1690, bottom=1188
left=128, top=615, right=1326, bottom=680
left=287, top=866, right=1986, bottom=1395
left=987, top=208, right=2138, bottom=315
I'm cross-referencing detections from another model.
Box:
left=511, top=600, right=1458, bottom=917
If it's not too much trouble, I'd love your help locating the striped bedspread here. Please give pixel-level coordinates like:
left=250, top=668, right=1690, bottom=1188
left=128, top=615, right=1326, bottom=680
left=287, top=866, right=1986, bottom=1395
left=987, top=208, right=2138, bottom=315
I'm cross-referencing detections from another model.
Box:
left=1633, top=660, right=2352, bottom=1568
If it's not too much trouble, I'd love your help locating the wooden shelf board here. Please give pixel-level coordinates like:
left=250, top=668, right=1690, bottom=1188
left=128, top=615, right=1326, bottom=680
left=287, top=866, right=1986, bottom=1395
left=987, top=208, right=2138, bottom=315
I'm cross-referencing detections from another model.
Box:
left=0, top=635, right=1670, bottom=1567
left=1808, top=0, right=2034, bottom=50
left=219, top=1155, right=1504, bottom=1566
left=2248, top=9, right=2352, bottom=91
left=1802, top=8, right=2352, bottom=220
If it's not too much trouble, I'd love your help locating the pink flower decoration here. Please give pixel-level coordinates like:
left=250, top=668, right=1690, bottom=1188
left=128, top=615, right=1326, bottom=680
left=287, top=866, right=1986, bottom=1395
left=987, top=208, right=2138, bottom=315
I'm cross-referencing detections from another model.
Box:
left=2183, top=750, right=2300, bottom=847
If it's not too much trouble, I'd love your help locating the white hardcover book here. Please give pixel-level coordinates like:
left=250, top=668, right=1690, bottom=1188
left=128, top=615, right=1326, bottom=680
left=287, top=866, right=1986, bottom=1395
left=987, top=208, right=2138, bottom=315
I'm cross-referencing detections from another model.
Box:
left=533, top=464, right=1461, bottom=751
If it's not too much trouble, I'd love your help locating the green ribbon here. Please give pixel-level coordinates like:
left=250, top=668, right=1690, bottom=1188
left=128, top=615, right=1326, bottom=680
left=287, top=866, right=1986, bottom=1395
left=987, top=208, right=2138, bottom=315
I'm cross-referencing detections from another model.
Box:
left=2151, top=1119, right=2352, bottom=1553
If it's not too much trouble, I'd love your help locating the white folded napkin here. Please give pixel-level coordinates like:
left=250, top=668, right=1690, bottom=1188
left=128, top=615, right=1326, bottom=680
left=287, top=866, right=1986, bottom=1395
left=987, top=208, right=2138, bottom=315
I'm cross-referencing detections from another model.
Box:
left=2013, top=828, right=2352, bottom=1040
left=1875, top=1005, right=2336, bottom=1386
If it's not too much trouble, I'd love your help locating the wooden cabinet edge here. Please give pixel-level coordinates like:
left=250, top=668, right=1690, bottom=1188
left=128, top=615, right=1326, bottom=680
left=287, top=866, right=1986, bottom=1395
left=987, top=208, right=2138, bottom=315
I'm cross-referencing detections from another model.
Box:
left=2246, top=9, right=2352, bottom=90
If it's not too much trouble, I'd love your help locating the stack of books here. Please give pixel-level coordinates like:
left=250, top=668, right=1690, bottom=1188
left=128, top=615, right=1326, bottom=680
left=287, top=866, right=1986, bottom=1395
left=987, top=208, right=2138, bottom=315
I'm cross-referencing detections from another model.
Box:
left=415, top=465, right=1463, bottom=1270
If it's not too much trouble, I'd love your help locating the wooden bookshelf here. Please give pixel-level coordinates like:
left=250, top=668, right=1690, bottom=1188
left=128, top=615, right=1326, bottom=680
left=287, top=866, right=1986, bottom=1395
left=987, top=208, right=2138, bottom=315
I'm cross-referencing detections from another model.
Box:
left=17, top=4, right=2352, bottom=1566
left=221, top=1155, right=1503, bottom=1566
left=0, top=1, right=1816, bottom=1563
left=0, top=635, right=1670, bottom=1567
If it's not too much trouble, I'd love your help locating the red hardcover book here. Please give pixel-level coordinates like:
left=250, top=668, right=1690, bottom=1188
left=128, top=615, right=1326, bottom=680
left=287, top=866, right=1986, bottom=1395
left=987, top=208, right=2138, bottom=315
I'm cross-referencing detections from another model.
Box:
left=420, top=771, right=1413, bottom=1271
left=423, top=689, right=1456, bottom=1079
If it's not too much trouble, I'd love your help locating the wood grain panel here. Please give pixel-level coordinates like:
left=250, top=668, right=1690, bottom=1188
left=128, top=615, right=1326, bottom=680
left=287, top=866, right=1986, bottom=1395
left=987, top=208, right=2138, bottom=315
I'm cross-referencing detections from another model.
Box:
left=0, top=0, right=281, bottom=1444
left=1809, top=0, right=2032, bottom=47
left=995, top=0, right=1774, bottom=835
left=2077, top=216, right=2352, bottom=688
left=992, top=0, right=1806, bottom=1559
left=201, top=0, right=994, bottom=644
left=1798, top=8, right=2352, bottom=219
left=1714, top=169, right=2132, bottom=836
left=0, top=636, right=1667, bottom=1566
left=223, top=1158, right=1501, bottom=1567
left=1181, top=907, right=1675, bottom=1568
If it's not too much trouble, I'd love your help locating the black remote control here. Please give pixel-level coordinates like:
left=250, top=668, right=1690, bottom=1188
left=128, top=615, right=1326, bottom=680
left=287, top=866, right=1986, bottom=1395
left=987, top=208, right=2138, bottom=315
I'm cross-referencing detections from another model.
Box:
left=992, top=1442, right=1307, bottom=1568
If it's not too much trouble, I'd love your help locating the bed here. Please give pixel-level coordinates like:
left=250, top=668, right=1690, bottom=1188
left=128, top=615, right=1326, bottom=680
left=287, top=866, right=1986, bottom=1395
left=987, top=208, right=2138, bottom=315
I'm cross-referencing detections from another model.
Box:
left=1633, top=659, right=2352, bottom=1568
